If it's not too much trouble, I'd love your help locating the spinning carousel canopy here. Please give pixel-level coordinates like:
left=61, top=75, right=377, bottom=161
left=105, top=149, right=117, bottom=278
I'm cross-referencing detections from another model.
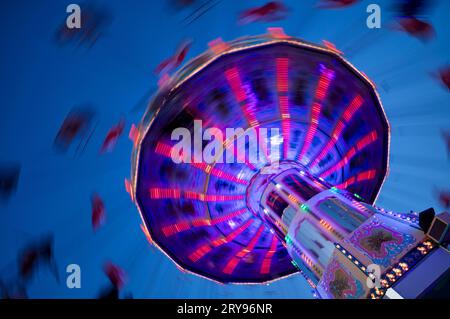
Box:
left=130, top=32, right=390, bottom=283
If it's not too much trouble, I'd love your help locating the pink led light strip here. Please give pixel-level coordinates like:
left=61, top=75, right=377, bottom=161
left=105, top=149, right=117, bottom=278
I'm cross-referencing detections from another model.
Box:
left=149, top=188, right=244, bottom=202
left=225, top=67, right=259, bottom=127
left=319, top=130, right=378, bottom=178
left=277, top=58, right=290, bottom=158
left=308, top=95, right=364, bottom=168
left=335, top=169, right=377, bottom=189
left=297, top=67, right=335, bottom=162
left=161, top=208, right=247, bottom=237
left=260, top=234, right=279, bottom=274
left=155, top=142, right=249, bottom=185
left=223, top=225, right=265, bottom=274
left=225, top=67, right=270, bottom=164
left=188, top=219, right=254, bottom=262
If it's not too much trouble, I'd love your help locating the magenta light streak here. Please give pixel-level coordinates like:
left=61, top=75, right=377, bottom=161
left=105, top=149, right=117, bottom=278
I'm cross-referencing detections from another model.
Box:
left=297, top=66, right=335, bottom=162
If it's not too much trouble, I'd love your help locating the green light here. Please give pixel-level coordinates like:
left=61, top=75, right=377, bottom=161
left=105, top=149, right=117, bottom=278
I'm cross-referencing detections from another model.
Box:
left=300, top=204, right=308, bottom=211
left=331, top=186, right=338, bottom=192
left=354, top=193, right=363, bottom=200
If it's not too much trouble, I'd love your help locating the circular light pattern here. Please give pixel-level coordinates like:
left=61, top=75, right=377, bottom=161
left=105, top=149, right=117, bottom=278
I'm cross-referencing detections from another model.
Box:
left=130, top=32, right=389, bottom=283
